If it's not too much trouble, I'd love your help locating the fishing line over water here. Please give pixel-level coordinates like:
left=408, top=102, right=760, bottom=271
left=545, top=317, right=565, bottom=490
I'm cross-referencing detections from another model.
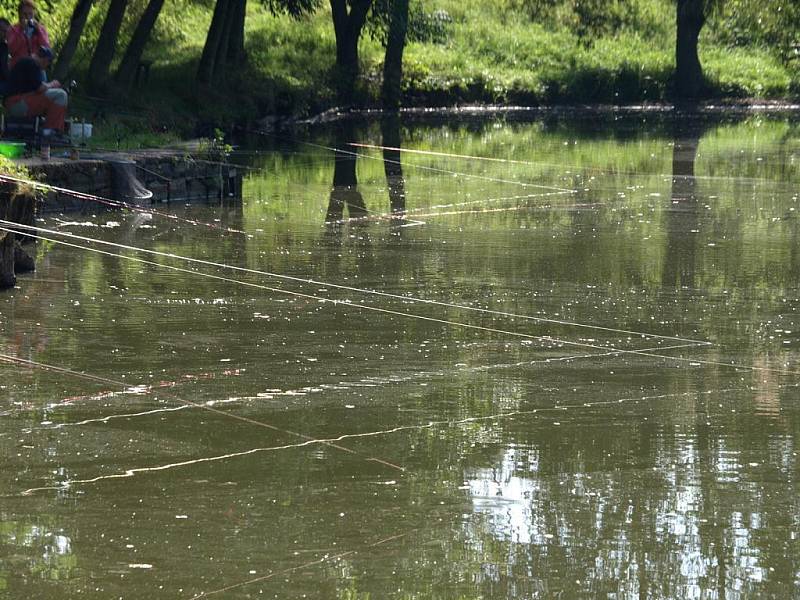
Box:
left=348, top=142, right=798, bottom=185
left=0, top=219, right=709, bottom=347
left=324, top=189, right=580, bottom=226
left=0, top=350, right=406, bottom=495
left=0, top=174, right=250, bottom=237
left=2, top=117, right=799, bottom=600
left=188, top=530, right=415, bottom=599
left=6, top=340, right=699, bottom=430
left=20, top=379, right=781, bottom=495
left=266, top=135, right=578, bottom=192
left=1, top=224, right=703, bottom=368
left=7, top=222, right=799, bottom=377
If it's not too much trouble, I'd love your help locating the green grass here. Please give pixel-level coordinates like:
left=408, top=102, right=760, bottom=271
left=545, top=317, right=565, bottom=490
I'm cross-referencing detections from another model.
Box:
left=33, top=0, right=799, bottom=142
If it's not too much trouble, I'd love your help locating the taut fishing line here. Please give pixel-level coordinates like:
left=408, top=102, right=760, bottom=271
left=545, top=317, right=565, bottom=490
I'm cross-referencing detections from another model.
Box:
left=188, top=530, right=415, bottom=599
left=0, top=174, right=250, bottom=237
left=348, top=142, right=800, bottom=186
left=323, top=189, right=577, bottom=226
left=304, top=139, right=577, bottom=192
left=255, top=129, right=578, bottom=193
left=5, top=340, right=700, bottom=429
left=3, top=349, right=405, bottom=496
left=0, top=218, right=709, bottom=347
left=5, top=223, right=799, bottom=378
left=0, top=223, right=701, bottom=360
left=20, top=378, right=779, bottom=495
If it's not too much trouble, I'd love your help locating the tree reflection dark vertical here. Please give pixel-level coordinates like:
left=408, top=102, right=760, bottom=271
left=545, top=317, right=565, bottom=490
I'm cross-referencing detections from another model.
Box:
left=326, top=121, right=367, bottom=225
left=381, top=114, right=407, bottom=216
left=662, top=121, right=705, bottom=289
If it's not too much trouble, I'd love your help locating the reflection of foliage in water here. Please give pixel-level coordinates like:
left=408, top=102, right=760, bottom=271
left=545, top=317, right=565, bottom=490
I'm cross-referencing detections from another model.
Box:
left=241, top=115, right=800, bottom=350
left=0, top=520, right=77, bottom=584
left=2, top=114, right=800, bottom=599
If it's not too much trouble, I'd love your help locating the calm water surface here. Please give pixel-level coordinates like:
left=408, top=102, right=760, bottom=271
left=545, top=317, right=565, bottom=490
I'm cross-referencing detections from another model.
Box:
left=1, top=113, right=799, bottom=598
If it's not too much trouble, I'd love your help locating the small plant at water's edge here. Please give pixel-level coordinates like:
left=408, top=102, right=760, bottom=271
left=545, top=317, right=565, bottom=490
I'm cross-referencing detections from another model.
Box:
left=199, top=129, right=233, bottom=163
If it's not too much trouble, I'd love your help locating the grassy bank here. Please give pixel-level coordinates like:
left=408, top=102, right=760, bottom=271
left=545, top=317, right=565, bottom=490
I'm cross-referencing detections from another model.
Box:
left=34, top=0, right=800, bottom=142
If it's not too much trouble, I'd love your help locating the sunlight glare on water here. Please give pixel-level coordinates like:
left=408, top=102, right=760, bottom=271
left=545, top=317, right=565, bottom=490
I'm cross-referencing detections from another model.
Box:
left=0, top=113, right=799, bottom=598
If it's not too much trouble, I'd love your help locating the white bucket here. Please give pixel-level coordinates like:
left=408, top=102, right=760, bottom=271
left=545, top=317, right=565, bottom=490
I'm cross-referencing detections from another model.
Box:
left=69, top=122, right=93, bottom=140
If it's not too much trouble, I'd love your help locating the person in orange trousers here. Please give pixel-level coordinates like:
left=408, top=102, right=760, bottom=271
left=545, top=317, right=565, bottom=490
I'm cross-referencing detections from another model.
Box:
left=4, top=46, right=67, bottom=134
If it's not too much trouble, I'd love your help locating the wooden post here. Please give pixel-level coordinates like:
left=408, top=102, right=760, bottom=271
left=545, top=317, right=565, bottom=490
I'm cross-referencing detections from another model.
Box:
left=0, top=229, right=14, bottom=288
left=0, top=181, right=37, bottom=288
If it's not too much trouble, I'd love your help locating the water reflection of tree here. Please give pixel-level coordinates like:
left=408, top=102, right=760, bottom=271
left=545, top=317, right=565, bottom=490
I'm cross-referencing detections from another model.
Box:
left=381, top=115, right=407, bottom=216
left=325, top=123, right=368, bottom=225
left=661, top=123, right=706, bottom=289
left=452, top=394, right=799, bottom=598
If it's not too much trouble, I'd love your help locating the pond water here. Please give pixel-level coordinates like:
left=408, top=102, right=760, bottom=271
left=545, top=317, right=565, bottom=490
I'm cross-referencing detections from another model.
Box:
left=1, top=112, right=799, bottom=599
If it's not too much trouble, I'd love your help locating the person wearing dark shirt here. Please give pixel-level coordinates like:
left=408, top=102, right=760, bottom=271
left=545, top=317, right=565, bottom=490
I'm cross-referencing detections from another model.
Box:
left=7, top=53, right=43, bottom=94
left=4, top=46, right=67, bottom=133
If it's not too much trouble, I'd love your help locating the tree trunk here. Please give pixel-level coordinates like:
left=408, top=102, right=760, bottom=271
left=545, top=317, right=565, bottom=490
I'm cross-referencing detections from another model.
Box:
left=212, top=0, right=237, bottom=82
left=381, top=0, right=408, bottom=110
left=197, top=0, right=230, bottom=85
left=674, top=0, right=706, bottom=98
left=114, top=0, right=167, bottom=89
left=329, top=0, right=373, bottom=106
left=226, top=0, right=247, bottom=64
left=87, top=0, right=129, bottom=94
left=52, top=0, right=94, bottom=82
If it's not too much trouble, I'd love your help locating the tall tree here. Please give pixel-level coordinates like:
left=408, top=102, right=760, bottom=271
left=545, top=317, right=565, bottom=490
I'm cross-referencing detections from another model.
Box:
left=52, top=0, right=94, bottom=82
left=380, top=0, right=408, bottom=109
left=197, top=0, right=231, bottom=85
left=196, top=0, right=247, bottom=85
left=257, top=0, right=373, bottom=104
left=226, top=0, right=247, bottom=64
left=87, top=0, right=129, bottom=94
left=674, top=0, right=708, bottom=98
left=329, top=0, right=373, bottom=105
left=114, top=0, right=167, bottom=89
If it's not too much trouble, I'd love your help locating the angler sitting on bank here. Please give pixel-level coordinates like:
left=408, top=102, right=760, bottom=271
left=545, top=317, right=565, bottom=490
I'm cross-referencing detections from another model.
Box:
left=4, top=45, right=67, bottom=137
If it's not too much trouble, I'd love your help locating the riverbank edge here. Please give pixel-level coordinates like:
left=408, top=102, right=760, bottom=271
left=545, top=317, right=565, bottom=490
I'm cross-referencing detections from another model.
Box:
left=16, top=151, right=243, bottom=213
left=256, top=99, right=800, bottom=131
left=5, top=100, right=798, bottom=211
